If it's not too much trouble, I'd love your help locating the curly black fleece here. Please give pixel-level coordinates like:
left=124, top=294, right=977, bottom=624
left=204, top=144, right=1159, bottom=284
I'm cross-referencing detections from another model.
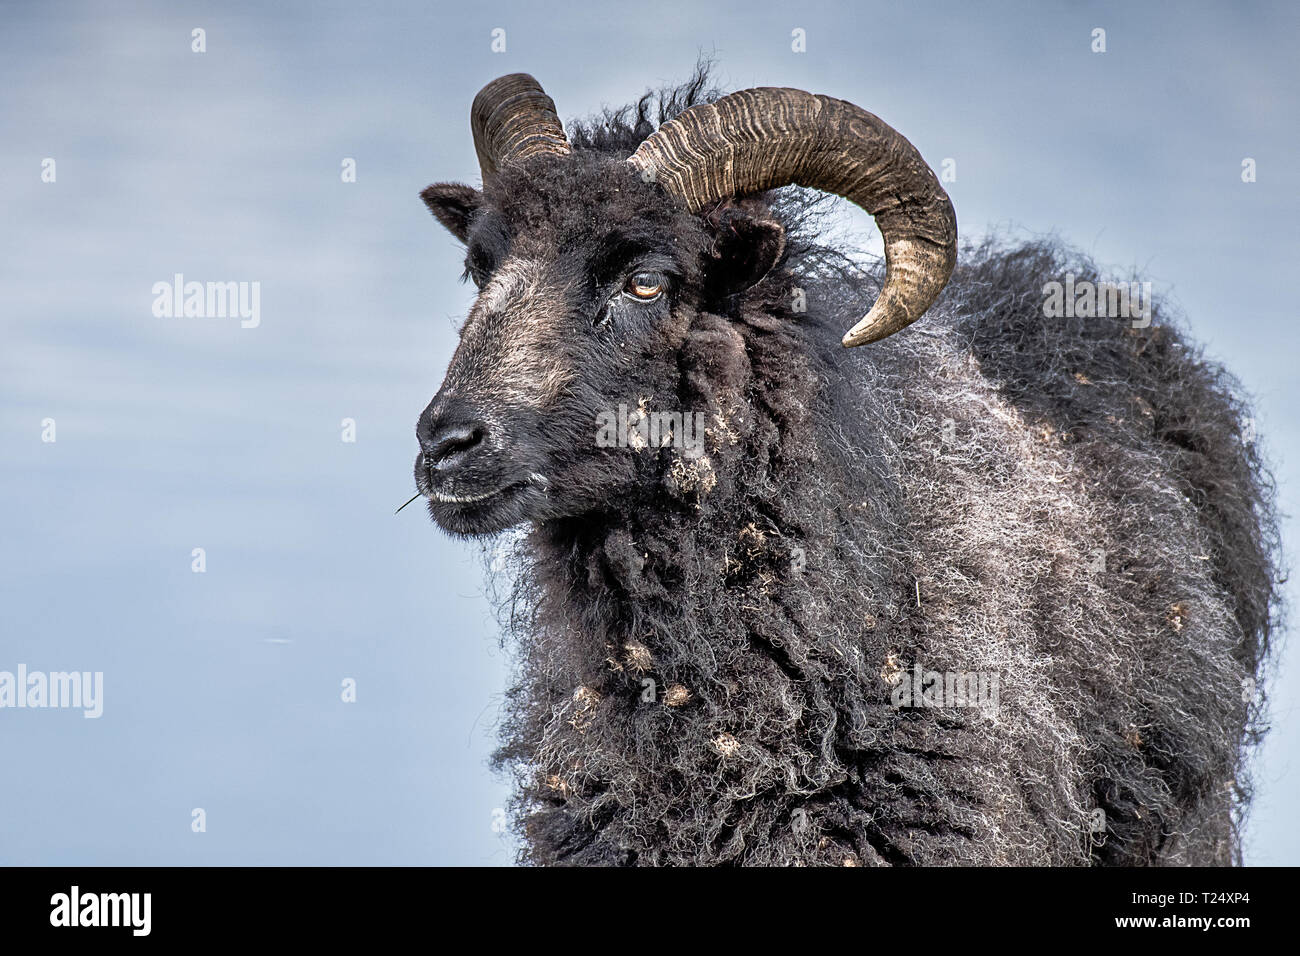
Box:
left=478, top=69, right=1282, bottom=866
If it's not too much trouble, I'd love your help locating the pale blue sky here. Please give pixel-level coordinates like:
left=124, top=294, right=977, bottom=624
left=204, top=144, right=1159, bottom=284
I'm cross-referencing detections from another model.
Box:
left=2, top=0, right=1296, bottom=864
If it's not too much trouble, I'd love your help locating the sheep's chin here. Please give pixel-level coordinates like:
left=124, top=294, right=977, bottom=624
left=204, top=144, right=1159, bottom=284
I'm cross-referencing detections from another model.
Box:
left=426, top=479, right=542, bottom=537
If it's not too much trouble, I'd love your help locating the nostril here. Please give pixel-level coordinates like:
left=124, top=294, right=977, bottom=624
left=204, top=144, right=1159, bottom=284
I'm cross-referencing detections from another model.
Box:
left=424, top=423, right=487, bottom=470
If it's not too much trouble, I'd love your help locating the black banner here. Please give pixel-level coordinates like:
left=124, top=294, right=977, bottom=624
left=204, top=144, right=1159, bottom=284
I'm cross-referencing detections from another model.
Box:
left=0, top=865, right=1278, bottom=941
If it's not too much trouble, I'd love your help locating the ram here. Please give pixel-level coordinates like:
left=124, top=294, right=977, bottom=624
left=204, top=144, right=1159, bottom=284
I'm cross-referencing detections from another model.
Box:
left=410, top=70, right=1280, bottom=866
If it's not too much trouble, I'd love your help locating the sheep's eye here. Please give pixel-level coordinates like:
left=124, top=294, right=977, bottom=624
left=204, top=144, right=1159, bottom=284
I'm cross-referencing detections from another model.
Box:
left=624, top=272, right=665, bottom=301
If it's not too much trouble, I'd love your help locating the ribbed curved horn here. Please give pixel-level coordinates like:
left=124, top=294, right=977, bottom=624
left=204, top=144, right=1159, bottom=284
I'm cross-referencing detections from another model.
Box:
left=628, top=88, right=956, bottom=346
left=471, top=74, right=570, bottom=179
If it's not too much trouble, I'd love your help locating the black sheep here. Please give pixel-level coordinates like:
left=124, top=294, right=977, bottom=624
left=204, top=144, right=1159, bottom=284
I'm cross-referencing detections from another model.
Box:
left=410, top=68, right=1281, bottom=865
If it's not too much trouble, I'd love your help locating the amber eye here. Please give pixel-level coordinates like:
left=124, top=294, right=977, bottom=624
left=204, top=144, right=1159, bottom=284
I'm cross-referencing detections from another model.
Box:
left=625, top=272, right=665, bottom=301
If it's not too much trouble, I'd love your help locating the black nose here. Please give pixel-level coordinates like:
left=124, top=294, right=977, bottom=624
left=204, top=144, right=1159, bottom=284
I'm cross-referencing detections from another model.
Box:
left=418, top=403, right=490, bottom=473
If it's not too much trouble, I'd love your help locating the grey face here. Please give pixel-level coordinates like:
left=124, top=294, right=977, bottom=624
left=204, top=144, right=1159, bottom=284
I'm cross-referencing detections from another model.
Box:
left=414, top=158, right=713, bottom=536
left=412, top=76, right=956, bottom=536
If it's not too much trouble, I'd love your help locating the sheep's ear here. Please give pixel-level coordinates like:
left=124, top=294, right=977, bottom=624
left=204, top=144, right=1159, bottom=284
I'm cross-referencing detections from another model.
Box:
left=421, top=182, right=481, bottom=244
left=704, top=202, right=787, bottom=300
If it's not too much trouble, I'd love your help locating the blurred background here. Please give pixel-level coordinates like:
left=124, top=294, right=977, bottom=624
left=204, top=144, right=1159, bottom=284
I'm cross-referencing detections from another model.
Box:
left=1, top=0, right=1296, bottom=865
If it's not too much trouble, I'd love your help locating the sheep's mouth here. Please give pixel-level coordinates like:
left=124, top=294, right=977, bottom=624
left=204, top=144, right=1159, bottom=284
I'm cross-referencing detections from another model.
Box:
left=428, top=485, right=516, bottom=505
left=429, top=480, right=537, bottom=534
left=414, top=463, right=549, bottom=536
